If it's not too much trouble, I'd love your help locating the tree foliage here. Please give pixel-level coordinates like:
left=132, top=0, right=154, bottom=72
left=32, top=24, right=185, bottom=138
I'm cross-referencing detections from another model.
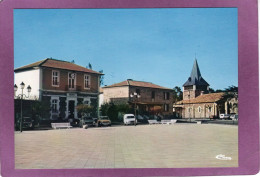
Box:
left=172, top=86, right=183, bottom=103
left=100, top=103, right=131, bottom=122
left=88, top=63, right=92, bottom=69
left=76, top=104, right=93, bottom=116
left=99, top=70, right=104, bottom=86
left=209, top=85, right=238, bottom=93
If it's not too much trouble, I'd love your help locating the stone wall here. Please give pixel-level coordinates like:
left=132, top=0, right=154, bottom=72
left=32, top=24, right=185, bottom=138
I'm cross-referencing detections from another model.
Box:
left=182, top=102, right=218, bottom=119
left=103, top=86, right=129, bottom=103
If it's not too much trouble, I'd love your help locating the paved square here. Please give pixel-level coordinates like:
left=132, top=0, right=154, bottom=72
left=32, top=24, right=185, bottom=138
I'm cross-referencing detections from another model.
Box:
left=15, top=124, right=238, bottom=169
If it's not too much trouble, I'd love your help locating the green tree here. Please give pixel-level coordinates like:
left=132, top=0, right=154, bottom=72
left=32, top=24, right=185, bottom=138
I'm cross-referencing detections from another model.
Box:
left=107, top=103, right=117, bottom=122
left=99, top=70, right=104, bottom=86
left=100, top=102, right=110, bottom=116
left=224, top=85, right=238, bottom=92
left=100, top=103, right=130, bottom=122
left=172, top=86, right=183, bottom=103
left=88, top=63, right=92, bottom=69
left=209, top=87, right=215, bottom=93
left=216, top=87, right=238, bottom=114
left=76, top=104, right=93, bottom=117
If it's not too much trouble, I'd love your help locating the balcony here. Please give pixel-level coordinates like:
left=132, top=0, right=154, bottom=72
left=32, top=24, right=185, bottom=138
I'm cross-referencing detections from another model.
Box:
left=65, top=85, right=82, bottom=92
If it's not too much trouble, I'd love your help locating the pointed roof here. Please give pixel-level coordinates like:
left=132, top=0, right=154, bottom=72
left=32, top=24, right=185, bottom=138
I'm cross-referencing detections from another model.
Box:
left=183, top=59, right=209, bottom=86
left=14, top=58, right=103, bottom=75
left=103, top=79, right=172, bottom=90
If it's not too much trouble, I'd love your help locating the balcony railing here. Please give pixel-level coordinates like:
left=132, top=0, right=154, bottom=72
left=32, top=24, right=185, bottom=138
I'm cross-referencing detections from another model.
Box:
left=65, top=85, right=82, bottom=91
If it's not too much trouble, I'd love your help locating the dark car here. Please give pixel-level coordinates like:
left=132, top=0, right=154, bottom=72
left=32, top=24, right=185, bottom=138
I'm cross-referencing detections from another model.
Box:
left=69, top=118, right=80, bottom=127
left=16, top=117, right=34, bottom=130
left=81, top=116, right=95, bottom=127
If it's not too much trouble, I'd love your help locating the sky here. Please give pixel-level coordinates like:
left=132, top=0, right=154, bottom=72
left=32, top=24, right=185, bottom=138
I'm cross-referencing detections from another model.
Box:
left=14, top=8, right=238, bottom=90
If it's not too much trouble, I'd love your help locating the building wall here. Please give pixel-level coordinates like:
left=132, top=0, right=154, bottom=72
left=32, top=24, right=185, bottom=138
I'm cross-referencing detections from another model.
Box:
left=15, top=69, right=40, bottom=99
left=42, top=68, right=99, bottom=93
left=182, top=103, right=218, bottom=118
left=183, top=85, right=208, bottom=100
left=103, top=86, right=129, bottom=104
left=129, top=87, right=172, bottom=105
left=102, top=86, right=173, bottom=114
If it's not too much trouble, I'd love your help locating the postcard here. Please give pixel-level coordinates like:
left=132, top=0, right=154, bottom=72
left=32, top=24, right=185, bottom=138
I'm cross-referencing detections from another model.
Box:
left=0, top=0, right=259, bottom=176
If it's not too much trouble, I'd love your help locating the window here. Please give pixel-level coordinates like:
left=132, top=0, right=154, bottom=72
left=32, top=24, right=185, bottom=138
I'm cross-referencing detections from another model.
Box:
left=164, top=104, right=169, bottom=112
left=84, top=74, right=91, bottom=89
left=136, top=89, right=140, bottom=95
left=208, top=107, right=212, bottom=112
left=164, top=92, right=170, bottom=100
left=52, top=70, right=59, bottom=86
left=188, top=107, right=192, bottom=113
left=198, top=106, right=201, bottom=113
left=51, top=99, right=58, bottom=113
left=68, top=72, right=76, bottom=89
left=152, top=91, right=155, bottom=99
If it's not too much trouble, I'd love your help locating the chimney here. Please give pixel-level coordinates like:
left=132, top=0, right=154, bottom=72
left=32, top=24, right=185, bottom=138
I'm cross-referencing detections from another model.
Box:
left=200, top=91, right=204, bottom=95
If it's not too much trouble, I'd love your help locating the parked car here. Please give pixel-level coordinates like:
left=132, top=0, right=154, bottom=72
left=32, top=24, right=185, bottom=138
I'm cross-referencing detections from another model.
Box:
left=81, top=116, right=95, bottom=127
left=97, top=116, right=111, bottom=127
left=219, top=114, right=230, bottom=119
left=209, top=115, right=218, bottom=119
left=69, top=118, right=80, bottom=127
left=230, top=114, right=238, bottom=120
left=124, top=114, right=136, bottom=125
left=18, top=117, right=34, bottom=130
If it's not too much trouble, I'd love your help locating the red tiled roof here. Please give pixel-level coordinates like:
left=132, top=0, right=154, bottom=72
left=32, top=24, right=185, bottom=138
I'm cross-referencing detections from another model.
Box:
left=175, top=92, right=224, bottom=104
left=103, top=79, right=172, bottom=90
left=14, top=58, right=103, bottom=75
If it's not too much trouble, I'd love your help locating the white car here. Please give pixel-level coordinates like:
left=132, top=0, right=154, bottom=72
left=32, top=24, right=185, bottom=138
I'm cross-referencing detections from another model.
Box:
left=219, top=114, right=230, bottom=119
left=123, top=114, right=136, bottom=125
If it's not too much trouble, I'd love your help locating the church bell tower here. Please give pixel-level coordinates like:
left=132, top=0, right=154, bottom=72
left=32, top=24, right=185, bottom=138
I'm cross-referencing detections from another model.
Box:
left=183, top=59, right=209, bottom=100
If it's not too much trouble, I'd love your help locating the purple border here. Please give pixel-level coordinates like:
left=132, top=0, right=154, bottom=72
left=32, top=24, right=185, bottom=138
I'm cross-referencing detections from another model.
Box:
left=0, top=0, right=259, bottom=176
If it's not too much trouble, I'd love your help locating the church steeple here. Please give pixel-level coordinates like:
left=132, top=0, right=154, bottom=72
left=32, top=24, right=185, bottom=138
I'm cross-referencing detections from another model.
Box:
left=190, top=59, right=201, bottom=81
left=183, top=59, right=209, bottom=87
left=183, top=59, right=210, bottom=100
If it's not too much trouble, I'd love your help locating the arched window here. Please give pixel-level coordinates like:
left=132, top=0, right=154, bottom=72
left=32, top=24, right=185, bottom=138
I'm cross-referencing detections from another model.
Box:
left=198, top=106, right=201, bottom=113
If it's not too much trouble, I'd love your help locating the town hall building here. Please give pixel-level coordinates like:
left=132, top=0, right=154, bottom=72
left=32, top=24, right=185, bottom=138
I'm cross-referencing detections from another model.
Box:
left=14, top=58, right=103, bottom=120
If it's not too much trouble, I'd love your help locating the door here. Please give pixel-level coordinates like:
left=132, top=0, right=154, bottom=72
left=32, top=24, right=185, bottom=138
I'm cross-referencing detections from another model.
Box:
left=68, top=100, right=75, bottom=118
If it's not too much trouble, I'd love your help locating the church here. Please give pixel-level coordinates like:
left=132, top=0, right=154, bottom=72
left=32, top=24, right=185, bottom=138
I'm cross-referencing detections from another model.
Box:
left=173, top=59, right=238, bottom=119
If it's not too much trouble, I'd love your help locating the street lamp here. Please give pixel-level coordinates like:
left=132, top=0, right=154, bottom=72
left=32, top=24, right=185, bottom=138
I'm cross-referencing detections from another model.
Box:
left=130, top=92, right=141, bottom=126
left=14, top=82, right=32, bottom=132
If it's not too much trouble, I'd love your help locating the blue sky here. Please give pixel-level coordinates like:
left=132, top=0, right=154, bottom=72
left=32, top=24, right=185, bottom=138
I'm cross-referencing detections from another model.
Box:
left=14, top=8, right=238, bottom=90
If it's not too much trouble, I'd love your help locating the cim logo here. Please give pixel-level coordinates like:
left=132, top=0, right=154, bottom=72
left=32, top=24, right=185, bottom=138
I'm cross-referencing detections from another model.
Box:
left=216, top=154, right=232, bottom=160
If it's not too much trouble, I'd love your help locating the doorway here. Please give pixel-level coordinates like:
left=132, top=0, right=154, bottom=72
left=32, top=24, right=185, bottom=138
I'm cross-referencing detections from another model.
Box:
left=68, top=100, right=75, bottom=118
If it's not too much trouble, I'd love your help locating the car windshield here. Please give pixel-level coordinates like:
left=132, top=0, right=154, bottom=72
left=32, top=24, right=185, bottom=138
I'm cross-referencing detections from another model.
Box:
left=127, top=116, right=135, bottom=119
left=100, top=117, right=109, bottom=120
left=23, top=118, right=31, bottom=122
left=84, top=117, right=92, bottom=120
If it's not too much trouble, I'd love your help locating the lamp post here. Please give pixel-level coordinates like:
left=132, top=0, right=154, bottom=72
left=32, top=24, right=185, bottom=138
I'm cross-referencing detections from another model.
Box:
left=14, top=82, right=31, bottom=132
left=130, top=92, right=141, bottom=126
